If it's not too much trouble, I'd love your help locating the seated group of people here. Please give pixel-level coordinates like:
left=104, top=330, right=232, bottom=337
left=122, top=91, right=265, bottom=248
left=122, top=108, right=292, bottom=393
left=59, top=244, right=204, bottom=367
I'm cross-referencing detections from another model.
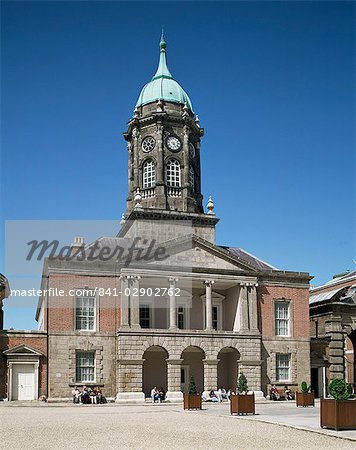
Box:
left=270, top=384, right=294, bottom=401
left=72, top=386, right=107, bottom=404
left=151, top=386, right=166, bottom=403
left=202, top=387, right=232, bottom=402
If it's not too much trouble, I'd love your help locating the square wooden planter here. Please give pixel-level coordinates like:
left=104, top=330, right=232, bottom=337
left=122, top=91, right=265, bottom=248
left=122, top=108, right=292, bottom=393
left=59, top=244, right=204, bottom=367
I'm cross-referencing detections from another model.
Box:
left=183, top=393, right=202, bottom=410
left=320, top=398, right=356, bottom=431
left=230, top=393, right=255, bottom=415
left=296, top=392, right=315, bottom=407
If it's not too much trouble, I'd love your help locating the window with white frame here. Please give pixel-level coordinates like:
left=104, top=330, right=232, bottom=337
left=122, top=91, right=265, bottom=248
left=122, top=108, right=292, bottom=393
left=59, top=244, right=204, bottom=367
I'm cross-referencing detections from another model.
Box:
left=276, top=354, right=290, bottom=382
left=76, top=351, right=95, bottom=382
left=275, top=301, right=290, bottom=336
left=75, top=292, right=96, bottom=331
left=189, top=166, right=195, bottom=192
left=166, top=159, right=181, bottom=187
left=139, top=304, right=151, bottom=328
left=143, top=160, right=156, bottom=189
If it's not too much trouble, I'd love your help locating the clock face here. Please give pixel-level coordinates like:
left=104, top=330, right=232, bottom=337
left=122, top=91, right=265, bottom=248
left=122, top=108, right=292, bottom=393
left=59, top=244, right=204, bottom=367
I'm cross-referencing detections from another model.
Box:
left=142, top=136, right=156, bottom=153
left=166, top=136, right=181, bottom=152
left=189, top=143, right=196, bottom=158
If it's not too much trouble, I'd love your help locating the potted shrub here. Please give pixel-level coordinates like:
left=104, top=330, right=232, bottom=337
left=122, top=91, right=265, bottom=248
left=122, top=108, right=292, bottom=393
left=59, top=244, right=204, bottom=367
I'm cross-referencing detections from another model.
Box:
left=320, top=379, right=356, bottom=431
left=230, top=372, right=255, bottom=415
left=296, top=381, right=315, bottom=407
left=183, top=376, right=202, bottom=410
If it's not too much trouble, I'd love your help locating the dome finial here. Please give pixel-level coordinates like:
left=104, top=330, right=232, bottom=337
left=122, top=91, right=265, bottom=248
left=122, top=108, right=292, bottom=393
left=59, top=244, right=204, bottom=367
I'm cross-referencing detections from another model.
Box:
left=160, top=27, right=166, bottom=51
left=153, top=30, right=171, bottom=80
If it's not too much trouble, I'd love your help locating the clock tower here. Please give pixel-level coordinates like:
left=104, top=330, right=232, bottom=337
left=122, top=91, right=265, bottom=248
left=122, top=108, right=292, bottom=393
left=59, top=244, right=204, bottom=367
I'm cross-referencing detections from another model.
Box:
left=121, top=33, right=218, bottom=242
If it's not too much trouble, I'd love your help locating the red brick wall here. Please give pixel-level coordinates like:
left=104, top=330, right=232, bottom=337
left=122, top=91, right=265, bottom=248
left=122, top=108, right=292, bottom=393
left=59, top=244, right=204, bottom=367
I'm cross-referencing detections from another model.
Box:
left=0, top=332, right=47, bottom=398
left=259, top=284, right=310, bottom=338
left=47, top=274, right=120, bottom=333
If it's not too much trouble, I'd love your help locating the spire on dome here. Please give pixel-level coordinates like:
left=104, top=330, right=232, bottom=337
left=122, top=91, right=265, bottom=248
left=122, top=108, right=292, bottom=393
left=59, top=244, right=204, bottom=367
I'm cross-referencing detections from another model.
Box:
left=160, top=28, right=166, bottom=50
left=152, top=31, right=172, bottom=80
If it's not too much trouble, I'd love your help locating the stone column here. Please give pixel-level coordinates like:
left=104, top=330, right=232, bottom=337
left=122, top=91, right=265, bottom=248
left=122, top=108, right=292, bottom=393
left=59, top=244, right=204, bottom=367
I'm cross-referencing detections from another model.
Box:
left=238, top=360, right=264, bottom=399
left=34, top=362, right=39, bottom=400
left=204, top=280, right=214, bottom=330
left=7, top=362, right=13, bottom=401
left=156, top=123, right=164, bottom=184
left=120, top=275, right=130, bottom=328
left=155, top=122, right=166, bottom=209
left=169, top=277, right=178, bottom=330
left=248, top=283, right=259, bottom=332
left=127, top=141, right=134, bottom=196
left=130, top=275, right=141, bottom=329
left=166, top=358, right=183, bottom=402
left=203, top=359, right=219, bottom=392
left=239, top=283, right=249, bottom=332
left=325, top=317, right=345, bottom=379
left=182, top=125, right=190, bottom=210
left=116, top=359, right=145, bottom=403
left=132, top=127, right=140, bottom=190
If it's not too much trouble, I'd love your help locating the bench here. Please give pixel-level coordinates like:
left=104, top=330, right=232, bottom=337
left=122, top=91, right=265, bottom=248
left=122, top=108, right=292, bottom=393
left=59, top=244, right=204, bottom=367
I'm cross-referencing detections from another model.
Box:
left=270, top=388, right=293, bottom=401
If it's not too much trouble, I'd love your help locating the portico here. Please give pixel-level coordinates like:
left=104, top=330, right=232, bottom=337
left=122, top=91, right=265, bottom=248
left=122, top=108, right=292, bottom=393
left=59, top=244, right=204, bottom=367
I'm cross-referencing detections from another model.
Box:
left=115, top=269, right=263, bottom=403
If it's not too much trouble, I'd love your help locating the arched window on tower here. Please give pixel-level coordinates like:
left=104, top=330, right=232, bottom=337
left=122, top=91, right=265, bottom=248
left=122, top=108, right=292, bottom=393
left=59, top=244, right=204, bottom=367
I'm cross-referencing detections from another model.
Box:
left=189, top=166, right=195, bottom=192
left=143, top=160, right=156, bottom=189
left=166, top=159, right=181, bottom=187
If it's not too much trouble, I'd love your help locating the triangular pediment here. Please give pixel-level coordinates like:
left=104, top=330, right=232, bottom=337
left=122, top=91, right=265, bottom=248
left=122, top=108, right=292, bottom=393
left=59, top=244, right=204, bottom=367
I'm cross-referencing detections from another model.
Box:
left=144, top=234, right=258, bottom=272
left=3, top=344, right=42, bottom=356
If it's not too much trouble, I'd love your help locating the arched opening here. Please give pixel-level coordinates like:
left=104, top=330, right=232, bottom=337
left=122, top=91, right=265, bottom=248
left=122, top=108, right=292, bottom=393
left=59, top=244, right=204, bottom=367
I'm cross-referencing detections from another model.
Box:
left=217, top=347, right=240, bottom=392
left=346, top=330, right=355, bottom=387
left=142, top=159, right=156, bottom=189
left=142, top=346, right=168, bottom=397
left=181, top=346, right=205, bottom=393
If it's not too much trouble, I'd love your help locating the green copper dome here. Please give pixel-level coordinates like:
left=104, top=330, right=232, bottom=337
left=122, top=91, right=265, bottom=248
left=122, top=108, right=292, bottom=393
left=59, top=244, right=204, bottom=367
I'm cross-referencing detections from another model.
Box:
left=136, top=33, right=193, bottom=111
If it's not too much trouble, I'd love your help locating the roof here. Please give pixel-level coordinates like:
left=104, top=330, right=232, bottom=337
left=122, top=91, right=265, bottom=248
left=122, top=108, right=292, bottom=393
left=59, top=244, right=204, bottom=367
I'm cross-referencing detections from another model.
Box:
left=309, top=287, right=345, bottom=305
left=324, top=270, right=356, bottom=285
left=310, top=269, right=356, bottom=293
left=135, top=32, right=193, bottom=111
left=220, top=247, right=278, bottom=271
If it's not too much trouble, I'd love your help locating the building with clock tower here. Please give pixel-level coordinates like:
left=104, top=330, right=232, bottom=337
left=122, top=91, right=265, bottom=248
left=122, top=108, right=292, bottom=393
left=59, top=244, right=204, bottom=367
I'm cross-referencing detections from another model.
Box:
left=1, top=34, right=312, bottom=403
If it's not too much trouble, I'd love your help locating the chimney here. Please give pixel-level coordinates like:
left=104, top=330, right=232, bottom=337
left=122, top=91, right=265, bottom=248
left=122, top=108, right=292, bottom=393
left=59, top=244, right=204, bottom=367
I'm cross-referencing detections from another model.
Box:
left=70, top=236, right=85, bottom=256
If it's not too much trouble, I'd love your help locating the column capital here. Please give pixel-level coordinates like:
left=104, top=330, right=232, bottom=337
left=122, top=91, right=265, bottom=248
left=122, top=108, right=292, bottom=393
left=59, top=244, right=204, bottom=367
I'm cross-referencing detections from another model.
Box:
left=120, top=274, right=135, bottom=280
left=202, top=359, right=220, bottom=365
left=204, top=280, right=215, bottom=286
left=166, top=358, right=184, bottom=365
left=168, top=277, right=179, bottom=284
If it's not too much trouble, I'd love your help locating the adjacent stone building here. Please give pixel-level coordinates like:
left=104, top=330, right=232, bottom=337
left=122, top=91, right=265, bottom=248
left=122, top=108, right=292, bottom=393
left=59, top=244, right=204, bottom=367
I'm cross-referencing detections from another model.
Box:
left=1, top=35, right=312, bottom=401
left=310, top=270, right=356, bottom=397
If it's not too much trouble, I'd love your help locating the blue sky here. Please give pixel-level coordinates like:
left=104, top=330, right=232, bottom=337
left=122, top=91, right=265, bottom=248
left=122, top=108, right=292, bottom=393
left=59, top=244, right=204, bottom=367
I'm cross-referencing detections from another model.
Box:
left=1, top=1, right=355, bottom=329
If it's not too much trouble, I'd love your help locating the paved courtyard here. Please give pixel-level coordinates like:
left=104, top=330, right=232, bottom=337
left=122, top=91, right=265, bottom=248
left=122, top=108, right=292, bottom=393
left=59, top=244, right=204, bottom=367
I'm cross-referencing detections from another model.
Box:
left=0, top=401, right=355, bottom=449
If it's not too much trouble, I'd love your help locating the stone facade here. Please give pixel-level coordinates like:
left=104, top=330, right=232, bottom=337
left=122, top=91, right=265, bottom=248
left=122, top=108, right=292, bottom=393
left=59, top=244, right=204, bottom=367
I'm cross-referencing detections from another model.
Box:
left=309, top=271, right=356, bottom=397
